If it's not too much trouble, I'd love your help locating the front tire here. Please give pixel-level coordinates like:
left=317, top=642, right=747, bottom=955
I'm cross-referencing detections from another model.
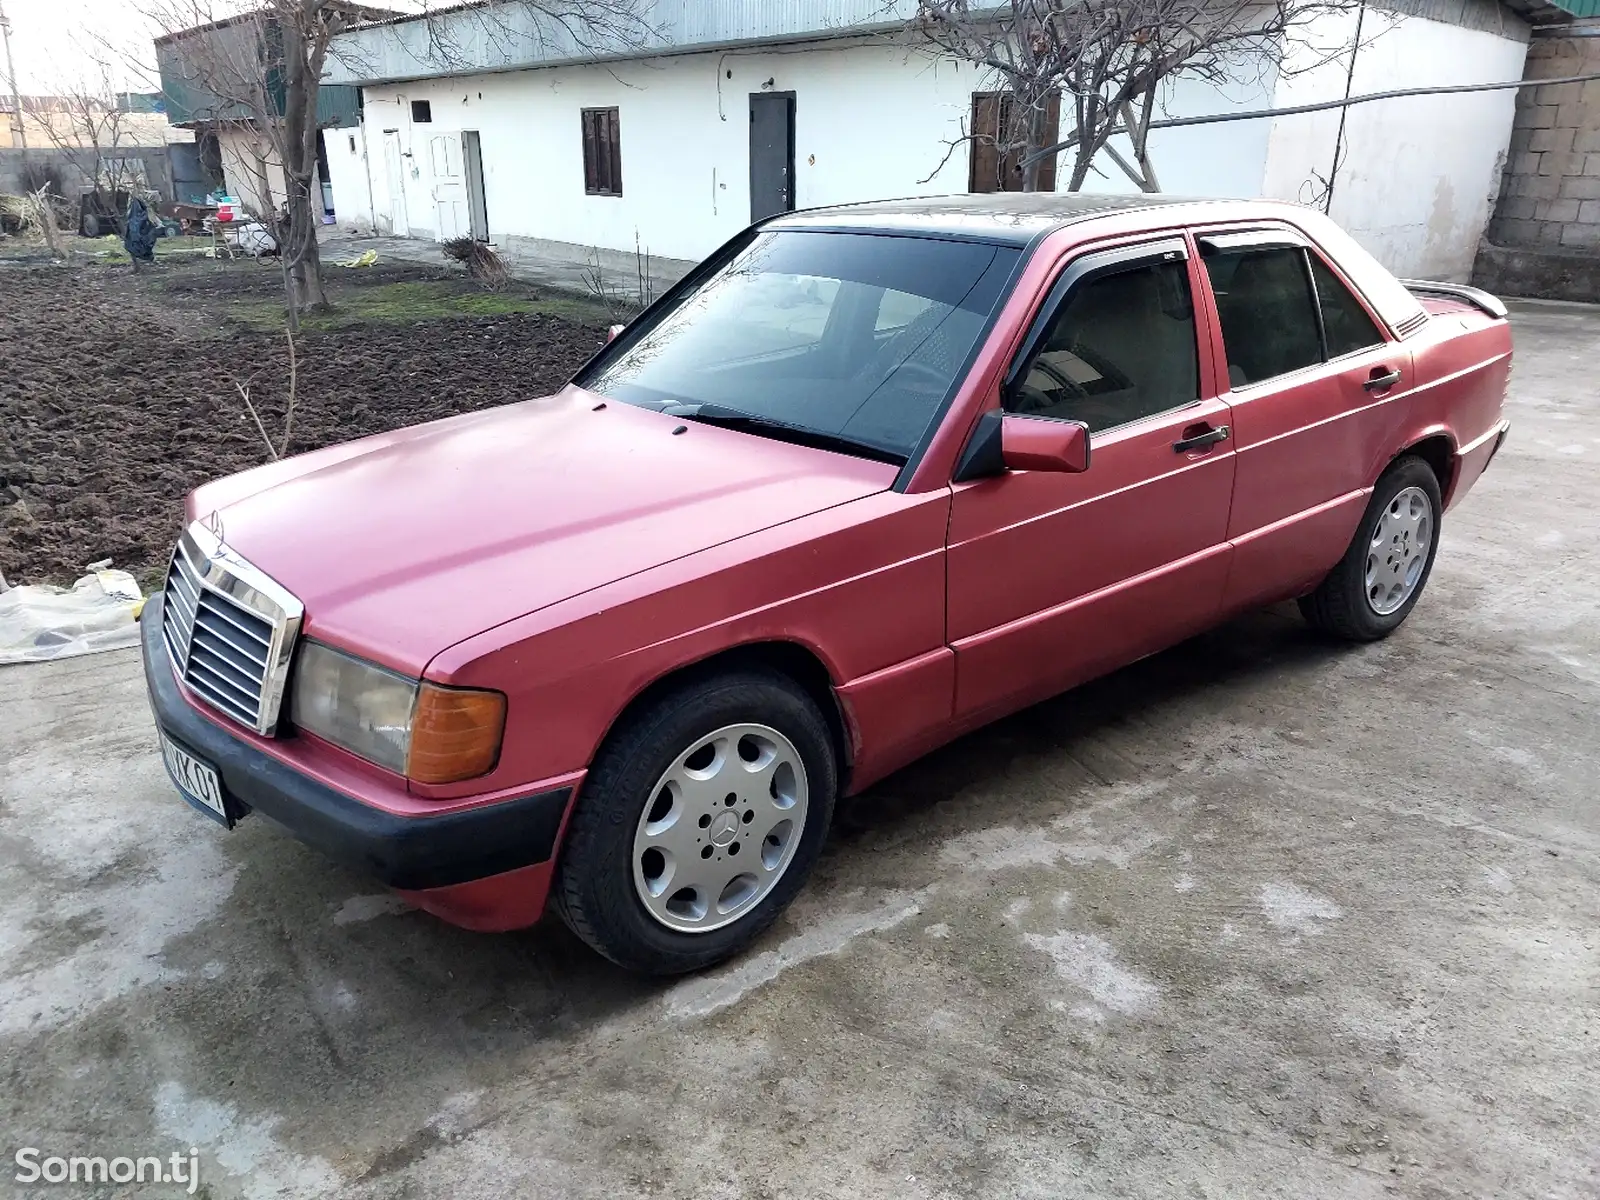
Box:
left=1299, top=455, right=1442, bottom=641
left=554, top=669, right=837, bottom=975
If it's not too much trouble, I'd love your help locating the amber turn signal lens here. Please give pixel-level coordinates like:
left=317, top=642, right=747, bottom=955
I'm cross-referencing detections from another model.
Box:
left=406, top=684, right=506, bottom=784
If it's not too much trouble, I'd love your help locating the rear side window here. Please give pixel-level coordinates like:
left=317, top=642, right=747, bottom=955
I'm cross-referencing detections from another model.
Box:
left=1203, top=248, right=1322, bottom=387
left=1309, top=256, right=1383, bottom=358
left=1295, top=210, right=1426, bottom=335
left=1006, top=259, right=1198, bottom=433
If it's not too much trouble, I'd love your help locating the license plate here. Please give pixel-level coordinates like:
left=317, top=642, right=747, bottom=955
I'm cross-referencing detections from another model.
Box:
left=160, top=734, right=230, bottom=826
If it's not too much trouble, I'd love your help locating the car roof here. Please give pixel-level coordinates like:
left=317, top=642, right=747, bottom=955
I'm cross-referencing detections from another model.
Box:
left=766, top=193, right=1247, bottom=246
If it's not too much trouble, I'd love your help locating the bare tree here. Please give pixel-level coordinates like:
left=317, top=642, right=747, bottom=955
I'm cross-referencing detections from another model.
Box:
left=140, top=0, right=650, bottom=330
left=31, top=57, right=151, bottom=235
left=145, top=0, right=395, bottom=326
left=915, top=0, right=1363, bottom=194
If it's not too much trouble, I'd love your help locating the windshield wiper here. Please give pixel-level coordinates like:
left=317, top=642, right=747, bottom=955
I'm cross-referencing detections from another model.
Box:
left=661, top=403, right=906, bottom=466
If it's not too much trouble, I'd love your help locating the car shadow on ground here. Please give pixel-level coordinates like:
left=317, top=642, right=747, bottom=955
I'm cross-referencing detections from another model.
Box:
left=831, top=603, right=1347, bottom=848
left=176, top=602, right=1352, bottom=1108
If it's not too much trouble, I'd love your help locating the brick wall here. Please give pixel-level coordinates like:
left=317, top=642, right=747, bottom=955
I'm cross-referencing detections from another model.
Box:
left=1489, top=32, right=1600, bottom=252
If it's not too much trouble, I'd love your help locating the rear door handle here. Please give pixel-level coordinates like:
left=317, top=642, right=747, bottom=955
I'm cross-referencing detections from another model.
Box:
left=1364, top=368, right=1403, bottom=391
left=1173, top=424, right=1230, bottom=453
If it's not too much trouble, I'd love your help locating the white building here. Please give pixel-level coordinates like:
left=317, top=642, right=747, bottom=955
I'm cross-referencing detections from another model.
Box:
left=324, top=0, right=1532, bottom=281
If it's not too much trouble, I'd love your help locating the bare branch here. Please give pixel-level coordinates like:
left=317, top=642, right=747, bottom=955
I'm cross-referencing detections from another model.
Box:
left=913, top=0, right=1369, bottom=192
left=233, top=380, right=280, bottom=461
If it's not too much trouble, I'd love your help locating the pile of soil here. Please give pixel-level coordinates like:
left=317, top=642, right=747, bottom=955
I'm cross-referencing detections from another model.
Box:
left=0, top=264, right=605, bottom=587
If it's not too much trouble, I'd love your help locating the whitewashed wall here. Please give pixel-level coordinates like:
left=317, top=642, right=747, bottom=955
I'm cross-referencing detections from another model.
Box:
left=359, top=42, right=979, bottom=259
left=356, top=40, right=1284, bottom=261
left=1083, top=68, right=1278, bottom=198
left=1262, top=8, right=1527, bottom=280
left=351, top=18, right=1525, bottom=276
left=323, top=124, right=377, bottom=232
left=215, top=127, right=286, bottom=219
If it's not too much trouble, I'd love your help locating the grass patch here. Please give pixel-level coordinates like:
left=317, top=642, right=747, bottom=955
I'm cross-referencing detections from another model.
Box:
left=87, top=234, right=215, bottom=264
left=224, top=279, right=620, bottom=331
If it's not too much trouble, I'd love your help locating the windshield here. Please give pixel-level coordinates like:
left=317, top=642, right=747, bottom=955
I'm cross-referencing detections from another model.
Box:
left=579, top=230, right=1020, bottom=461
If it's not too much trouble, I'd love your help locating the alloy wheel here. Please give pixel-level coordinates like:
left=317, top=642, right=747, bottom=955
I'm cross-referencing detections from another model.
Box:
left=1365, top=484, right=1433, bottom=615
left=631, top=723, right=809, bottom=933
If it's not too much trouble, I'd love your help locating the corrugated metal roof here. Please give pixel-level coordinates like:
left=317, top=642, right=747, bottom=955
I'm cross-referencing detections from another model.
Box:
left=158, top=14, right=365, bottom=128
left=325, top=0, right=927, bottom=85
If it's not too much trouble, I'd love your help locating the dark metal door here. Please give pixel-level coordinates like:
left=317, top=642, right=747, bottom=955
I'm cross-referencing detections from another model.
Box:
left=167, top=142, right=210, bottom=205
left=462, top=130, right=489, bottom=242
left=749, top=93, right=795, bottom=223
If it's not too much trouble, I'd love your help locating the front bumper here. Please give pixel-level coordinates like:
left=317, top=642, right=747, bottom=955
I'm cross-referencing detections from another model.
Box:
left=141, top=592, right=571, bottom=894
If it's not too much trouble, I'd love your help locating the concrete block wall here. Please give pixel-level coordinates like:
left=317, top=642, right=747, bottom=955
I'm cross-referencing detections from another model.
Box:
left=0, top=147, right=176, bottom=204
left=1489, top=32, right=1600, bottom=253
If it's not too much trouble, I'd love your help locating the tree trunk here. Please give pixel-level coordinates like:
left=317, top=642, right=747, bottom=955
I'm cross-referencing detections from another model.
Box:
left=279, top=254, right=300, bottom=333
left=292, top=219, right=327, bottom=309
left=1020, top=104, right=1046, bottom=193
left=1067, top=147, right=1095, bottom=191
left=279, top=6, right=329, bottom=316
left=1066, top=98, right=1099, bottom=192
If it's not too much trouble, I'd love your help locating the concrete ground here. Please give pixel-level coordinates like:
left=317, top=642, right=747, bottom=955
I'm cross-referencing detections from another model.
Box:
left=2, top=302, right=1597, bottom=1200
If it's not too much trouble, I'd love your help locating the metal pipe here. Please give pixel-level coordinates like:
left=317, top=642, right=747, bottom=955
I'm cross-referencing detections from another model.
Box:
left=1021, top=71, right=1600, bottom=170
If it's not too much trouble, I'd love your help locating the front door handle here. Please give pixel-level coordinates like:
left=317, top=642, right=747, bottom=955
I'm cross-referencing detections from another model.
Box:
left=1173, top=424, right=1230, bottom=454
left=1364, top=368, right=1403, bottom=391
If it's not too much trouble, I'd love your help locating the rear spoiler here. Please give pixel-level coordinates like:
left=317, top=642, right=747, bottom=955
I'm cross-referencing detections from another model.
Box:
left=1400, top=279, right=1508, bottom=320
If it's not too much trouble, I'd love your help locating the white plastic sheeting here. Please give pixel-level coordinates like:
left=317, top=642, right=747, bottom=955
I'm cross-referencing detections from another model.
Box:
left=0, top=566, right=145, bottom=665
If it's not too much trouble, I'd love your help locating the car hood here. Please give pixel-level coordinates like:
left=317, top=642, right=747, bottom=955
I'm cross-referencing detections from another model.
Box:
left=189, top=386, right=897, bottom=675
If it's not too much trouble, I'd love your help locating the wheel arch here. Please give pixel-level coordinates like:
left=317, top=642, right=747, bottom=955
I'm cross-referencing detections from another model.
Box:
left=595, top=641, right=855, bottom=790
left=1392, top=431, right=1455, bottom=501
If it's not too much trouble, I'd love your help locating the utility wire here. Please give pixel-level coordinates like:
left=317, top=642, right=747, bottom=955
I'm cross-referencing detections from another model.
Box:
left=1322, top=0, right=1368, bottom=215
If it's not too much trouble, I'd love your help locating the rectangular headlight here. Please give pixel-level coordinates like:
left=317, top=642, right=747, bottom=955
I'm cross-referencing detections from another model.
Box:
left=289, top=641, right=418, bottom=774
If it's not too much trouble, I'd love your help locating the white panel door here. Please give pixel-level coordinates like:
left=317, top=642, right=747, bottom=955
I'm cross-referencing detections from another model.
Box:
left=430, top=134, right=466, bottom=241
left=382, top=130, right=409, bottom=237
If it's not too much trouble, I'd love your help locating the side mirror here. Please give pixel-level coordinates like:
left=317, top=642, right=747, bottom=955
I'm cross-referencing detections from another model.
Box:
left=607, top=323, right=626, bottom=343
left=1000, top=414, right=1090, bottom=474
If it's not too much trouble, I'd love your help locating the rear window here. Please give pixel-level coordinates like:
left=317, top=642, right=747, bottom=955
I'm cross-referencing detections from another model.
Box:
left=580, top=230, right=1020, bottom=461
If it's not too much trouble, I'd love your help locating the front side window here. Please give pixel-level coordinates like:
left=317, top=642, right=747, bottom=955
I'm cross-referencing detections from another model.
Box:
left=1203, top=247, right=1323, bottom=387
left=580, top=231, right=1019, bottom=462
left=1006, top=258, right=1199, bottom=433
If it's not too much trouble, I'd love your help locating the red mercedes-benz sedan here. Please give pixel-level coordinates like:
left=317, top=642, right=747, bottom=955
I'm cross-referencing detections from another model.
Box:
left=143, top=195, right=1511, bottom=973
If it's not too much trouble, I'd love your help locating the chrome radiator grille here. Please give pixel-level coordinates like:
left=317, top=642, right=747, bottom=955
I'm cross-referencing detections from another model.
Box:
left=161, top=522, right=304, bottom=734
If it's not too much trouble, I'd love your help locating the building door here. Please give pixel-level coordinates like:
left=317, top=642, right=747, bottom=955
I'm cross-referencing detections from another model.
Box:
left=749, top=92, right=795, bottom=223
left=461, top=130, right=489, bottom=242
left=382, top=129, right=409, bottom=236
left=314, top=130, right=334, bottom=219
left=169, top=142, right=210, bottom=205
left=429, top=134, right=466, bottom=240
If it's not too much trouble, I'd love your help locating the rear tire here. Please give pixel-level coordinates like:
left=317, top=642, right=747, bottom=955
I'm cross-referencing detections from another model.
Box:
left=1299, top=455, right=1442, bottom=641
left=554, top=669, right=837, bottom=975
